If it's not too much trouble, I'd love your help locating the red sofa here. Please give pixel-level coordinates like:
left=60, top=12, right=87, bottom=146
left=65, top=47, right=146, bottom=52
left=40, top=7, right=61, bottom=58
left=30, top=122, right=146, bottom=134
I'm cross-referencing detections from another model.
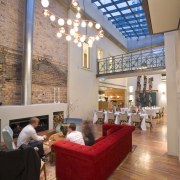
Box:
left=52, top=124, right=135, bottom=180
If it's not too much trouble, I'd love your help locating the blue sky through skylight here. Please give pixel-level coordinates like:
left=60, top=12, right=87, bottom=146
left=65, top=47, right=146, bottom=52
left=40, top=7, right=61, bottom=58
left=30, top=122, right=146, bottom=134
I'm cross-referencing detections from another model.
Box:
left=92, top=0, right=149, bottom=38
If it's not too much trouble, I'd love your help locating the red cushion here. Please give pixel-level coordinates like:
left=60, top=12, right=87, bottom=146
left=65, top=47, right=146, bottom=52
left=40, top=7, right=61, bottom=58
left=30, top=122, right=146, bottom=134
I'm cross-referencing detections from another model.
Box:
left=107, top=126, right=120, bottom=136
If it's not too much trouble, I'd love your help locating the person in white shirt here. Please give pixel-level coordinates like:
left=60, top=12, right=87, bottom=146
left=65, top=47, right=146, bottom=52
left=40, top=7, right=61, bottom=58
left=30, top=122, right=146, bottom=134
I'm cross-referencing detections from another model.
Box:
left=66, top=123, right=85, bottom=145
left=17, top=117, right=47, bottom=157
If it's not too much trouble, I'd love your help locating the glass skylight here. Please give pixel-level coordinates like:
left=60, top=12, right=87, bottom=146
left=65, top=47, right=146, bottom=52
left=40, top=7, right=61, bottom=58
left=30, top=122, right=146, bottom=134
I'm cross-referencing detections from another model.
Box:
left=92, top=0, right=149, bottom=38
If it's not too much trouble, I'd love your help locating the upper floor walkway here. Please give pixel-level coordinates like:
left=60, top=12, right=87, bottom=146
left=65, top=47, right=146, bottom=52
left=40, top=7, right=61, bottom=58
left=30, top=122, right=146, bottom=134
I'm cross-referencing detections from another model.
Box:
left=97, top=48, right=165, bottom=78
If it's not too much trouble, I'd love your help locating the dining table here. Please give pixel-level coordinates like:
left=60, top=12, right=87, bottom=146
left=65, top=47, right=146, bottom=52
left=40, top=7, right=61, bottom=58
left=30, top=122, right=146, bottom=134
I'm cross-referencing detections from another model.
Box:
left=114, top=112, right=148, bottom=131
left=144, top=107, right=161, bottom=117
left=120, top=108, right=130, bottom=113
left=93, top=111, right=148, bottom=131
left=93, top=111, right=109, bottom=124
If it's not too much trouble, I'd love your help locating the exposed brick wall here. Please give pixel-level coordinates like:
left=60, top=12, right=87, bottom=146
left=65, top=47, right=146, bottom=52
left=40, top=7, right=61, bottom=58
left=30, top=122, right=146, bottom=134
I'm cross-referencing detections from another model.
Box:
left=32, top=56, right=67, bottom=104
left=0, top=0, right=25, bottom=51
left=33, top=0, right=68, bottom=66
left=0, top=47, right=22, bottom=105
left=0, top=0, right=68, bottom=105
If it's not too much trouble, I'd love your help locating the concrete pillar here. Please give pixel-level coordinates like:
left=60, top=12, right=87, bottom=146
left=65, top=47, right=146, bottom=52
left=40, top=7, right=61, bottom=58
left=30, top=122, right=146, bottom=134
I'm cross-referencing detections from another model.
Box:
left=22, top=0, right=35, bottom=105
left=165, top=30, right=180, bottom=159
left=175, top=30, right=180, bottom=160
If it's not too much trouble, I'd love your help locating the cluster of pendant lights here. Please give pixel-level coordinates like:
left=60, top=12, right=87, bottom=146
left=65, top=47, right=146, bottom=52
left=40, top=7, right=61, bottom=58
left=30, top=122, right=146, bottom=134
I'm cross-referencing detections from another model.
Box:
left=41, top=0, right=104, bottom=48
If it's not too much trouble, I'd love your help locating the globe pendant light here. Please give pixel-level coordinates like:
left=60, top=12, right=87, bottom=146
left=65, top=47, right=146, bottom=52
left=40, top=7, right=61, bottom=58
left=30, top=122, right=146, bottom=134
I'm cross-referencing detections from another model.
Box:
left=41, top=0, right=104, bottom=48
left=41, top=0, right=49, bottom=8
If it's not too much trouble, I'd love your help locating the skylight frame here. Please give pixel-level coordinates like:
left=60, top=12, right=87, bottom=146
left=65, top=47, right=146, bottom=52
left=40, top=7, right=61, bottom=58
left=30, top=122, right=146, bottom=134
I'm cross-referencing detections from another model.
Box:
left=92, top=0, right=149, bottom=38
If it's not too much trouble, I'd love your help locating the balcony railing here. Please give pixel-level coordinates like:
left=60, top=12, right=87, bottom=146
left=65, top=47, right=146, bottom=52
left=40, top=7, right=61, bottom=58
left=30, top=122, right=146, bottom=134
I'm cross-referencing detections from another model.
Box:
left=97, top=48, right=165, bottom=77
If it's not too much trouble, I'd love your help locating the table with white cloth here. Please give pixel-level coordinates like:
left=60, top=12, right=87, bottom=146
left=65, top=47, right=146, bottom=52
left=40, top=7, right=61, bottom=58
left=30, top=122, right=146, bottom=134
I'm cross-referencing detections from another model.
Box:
left=114, top=112, right=148, bottom=131
left=93, top=114, right=97, bottom=124
left=93, top=111, right=109, bottom=124
left=93, top=111, right=99, bottom=124
left=120, top=108, right=129, bottom=113
left=104, top=111, right=108, bottom=123
left=144, top=107, right=161, bottom=117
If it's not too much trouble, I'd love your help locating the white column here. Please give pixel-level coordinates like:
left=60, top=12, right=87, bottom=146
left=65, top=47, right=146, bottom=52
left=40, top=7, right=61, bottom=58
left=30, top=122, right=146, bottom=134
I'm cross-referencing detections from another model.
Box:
left=165, top=30, right=180, bottom=158
left=175, top=30, right=180, bottom=160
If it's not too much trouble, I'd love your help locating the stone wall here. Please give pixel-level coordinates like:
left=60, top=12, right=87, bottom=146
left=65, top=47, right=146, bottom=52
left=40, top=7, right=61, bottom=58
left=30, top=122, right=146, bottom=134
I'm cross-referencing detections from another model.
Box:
left=0, top=0, right=68, bottom=105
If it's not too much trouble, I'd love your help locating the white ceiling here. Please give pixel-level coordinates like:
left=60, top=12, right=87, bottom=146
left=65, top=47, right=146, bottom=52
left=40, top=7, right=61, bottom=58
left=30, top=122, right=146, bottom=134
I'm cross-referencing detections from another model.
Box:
left=147, top=0, right=180, bottom=34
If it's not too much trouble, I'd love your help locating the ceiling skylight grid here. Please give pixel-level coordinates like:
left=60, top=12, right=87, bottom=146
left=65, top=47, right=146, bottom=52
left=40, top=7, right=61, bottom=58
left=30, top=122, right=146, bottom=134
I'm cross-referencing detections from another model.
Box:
left=94, top=0, right=131, bottom=37
left=92, top=0, right=149, bottom=38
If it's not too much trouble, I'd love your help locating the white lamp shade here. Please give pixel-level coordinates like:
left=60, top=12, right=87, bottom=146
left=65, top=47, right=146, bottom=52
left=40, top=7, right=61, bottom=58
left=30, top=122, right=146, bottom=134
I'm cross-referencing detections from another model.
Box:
left=58, top=18, right=65, bottom=26
left=41, top=0, right=49, bottom=8
left=50, top=15, right=55, bottom=21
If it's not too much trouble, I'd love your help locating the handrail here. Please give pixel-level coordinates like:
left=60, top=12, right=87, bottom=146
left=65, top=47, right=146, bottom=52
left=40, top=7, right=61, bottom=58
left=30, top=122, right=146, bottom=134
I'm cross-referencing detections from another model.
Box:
left=97, top=48, right=165, bottom=76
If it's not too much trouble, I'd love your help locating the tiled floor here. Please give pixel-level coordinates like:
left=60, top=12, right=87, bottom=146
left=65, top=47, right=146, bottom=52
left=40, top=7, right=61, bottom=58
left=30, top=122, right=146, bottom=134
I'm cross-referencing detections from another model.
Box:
left=42, top=116, right=180, bottom=180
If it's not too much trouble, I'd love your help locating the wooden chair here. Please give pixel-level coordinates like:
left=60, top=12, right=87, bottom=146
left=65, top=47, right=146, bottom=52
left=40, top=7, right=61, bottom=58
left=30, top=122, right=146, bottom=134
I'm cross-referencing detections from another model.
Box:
left=132, top=114, right=141, bottom=128
left=145, top=115, right=153, bottom=129
left=107, top=112, right=115, bottom=124
left=40, top=161, right=47, bottom=180
left=130, top=106, right=137, bottom=113
left=159, top=107, right=164, bottom=117
left=96, top=111, right=104, bottom=124
left=156, top=107, right=164, bottom=118
left=34, top=149, right=47, bottom=180
left=119, top=113, right=128, bottom=124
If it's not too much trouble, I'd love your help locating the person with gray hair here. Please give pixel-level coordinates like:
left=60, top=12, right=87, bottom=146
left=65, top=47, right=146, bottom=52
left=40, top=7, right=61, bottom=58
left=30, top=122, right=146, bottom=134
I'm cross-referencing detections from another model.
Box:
left=17, top=117, right=47, bottom=157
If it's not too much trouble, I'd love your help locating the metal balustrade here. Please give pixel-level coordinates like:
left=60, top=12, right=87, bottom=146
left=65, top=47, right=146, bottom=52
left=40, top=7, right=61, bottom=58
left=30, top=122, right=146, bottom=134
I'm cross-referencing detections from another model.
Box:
left=97, top=48, right=165, bottom=77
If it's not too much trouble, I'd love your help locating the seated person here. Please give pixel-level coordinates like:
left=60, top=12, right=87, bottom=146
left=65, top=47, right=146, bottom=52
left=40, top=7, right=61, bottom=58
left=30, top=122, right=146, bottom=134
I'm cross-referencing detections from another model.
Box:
left=66, top=123, right=85, bottom=145
left=17, top=117, right=47, bottom=158
left=82, top=120, right=95, bottom=146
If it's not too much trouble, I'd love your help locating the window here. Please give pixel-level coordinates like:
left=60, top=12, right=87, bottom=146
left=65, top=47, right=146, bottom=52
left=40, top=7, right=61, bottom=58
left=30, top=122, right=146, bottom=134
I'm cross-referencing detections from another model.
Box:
left=83, top=43, right=90, bottom=69
left=97, top=48, right=103, bottom=59
left=97, top=48, right=104, bottom=73
left=108, top=55, right=113, bottom=73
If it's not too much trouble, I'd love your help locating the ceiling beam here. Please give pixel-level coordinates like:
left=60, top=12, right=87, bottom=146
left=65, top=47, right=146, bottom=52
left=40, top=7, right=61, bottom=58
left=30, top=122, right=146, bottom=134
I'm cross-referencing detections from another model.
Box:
left=99, top=2, right=141, bottom=11
left=108, top=10, right=144, bottom=20
left=142, top=0, right=153, bottom=34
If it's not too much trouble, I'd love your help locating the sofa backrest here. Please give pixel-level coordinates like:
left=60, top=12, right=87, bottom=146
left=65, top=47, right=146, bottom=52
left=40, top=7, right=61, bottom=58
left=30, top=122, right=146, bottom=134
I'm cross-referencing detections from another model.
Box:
left=52, top=125, right=134, bottom=161
left=52, top=124, right=135, bottom=180
left=102, top=124, right=124, bottom=136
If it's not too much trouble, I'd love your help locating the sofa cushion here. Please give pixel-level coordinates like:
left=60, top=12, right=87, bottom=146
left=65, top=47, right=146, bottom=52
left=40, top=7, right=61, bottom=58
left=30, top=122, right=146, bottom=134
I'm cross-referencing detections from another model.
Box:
left=107, top=126, right=120, bottom=136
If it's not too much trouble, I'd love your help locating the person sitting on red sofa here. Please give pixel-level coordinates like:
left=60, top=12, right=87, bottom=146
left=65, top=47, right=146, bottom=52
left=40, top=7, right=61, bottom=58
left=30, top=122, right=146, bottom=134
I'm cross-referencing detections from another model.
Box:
left=82, top=120, right=95, bottom=146
left=66, top=123, right=85, bottom=145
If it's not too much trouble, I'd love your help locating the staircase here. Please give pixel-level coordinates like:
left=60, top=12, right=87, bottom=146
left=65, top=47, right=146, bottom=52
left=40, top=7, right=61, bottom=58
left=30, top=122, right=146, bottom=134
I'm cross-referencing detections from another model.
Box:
left=97, top=48, right=165, bottom=78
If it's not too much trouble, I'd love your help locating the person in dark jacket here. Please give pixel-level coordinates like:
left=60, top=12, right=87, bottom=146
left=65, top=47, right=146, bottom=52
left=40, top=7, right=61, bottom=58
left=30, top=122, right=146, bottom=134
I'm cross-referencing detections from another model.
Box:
left=82, top=120, right=95, bottom=146
left=0, top=145, right=41, bottom=180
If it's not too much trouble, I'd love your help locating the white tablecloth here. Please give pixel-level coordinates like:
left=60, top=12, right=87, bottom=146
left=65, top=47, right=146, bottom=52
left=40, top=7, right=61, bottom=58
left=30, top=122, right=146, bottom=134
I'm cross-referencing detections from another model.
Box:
left=93, top=112, right=98, bottom=124
left=104, top=111, right=108, bottom=123
left=94, top=111, right=148, bottom=131
left=114, top=112, right=148, bottom=131
left=144, top=107, right=161, bottom=117
left=93, top=111, right=108, bottom=124
left=120, top=108, right=129, bottom=113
